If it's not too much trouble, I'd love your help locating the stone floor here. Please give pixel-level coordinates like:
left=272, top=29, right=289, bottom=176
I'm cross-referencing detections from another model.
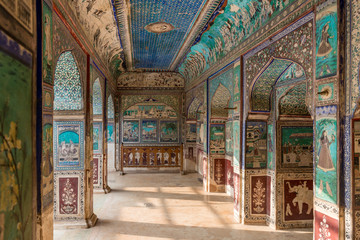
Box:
left=54, top=171, right=313, bottom=240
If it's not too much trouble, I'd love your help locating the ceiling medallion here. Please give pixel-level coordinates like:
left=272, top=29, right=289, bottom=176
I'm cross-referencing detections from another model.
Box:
left=145, top=22, right=175, bottom=33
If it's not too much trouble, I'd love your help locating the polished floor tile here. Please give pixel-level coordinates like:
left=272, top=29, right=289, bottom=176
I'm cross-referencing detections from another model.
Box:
left=54, top=171, right=313, bottom=240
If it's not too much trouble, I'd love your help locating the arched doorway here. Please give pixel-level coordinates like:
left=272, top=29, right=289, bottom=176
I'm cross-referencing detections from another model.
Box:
left=53, top=51, right=95, bottom=227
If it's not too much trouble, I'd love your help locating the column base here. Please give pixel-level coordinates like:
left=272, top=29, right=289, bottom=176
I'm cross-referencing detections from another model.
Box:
left=119, top=171, right=125, bottom=175
left=86, top=213, right=98, bottom=228
left=104, top=185, right=111, bottom=194
left=94, top=185, right=111, bottom=194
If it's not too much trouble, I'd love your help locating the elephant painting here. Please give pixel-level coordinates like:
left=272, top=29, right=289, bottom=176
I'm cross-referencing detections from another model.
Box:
left=286, top=181, right=313, bottom=215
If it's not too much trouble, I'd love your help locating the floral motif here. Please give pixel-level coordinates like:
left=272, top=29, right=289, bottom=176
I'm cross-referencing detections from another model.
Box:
left=319, top=215, right=331, bottom=240
left=60, top=179, right=77, bottom=214
left=253, top=179, right=265, bottom=213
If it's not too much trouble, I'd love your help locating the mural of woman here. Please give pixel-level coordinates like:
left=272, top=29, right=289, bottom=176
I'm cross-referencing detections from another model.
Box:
left=317, top=23, right=333, bottom=58
left=317, top=130, right=335, bottom=196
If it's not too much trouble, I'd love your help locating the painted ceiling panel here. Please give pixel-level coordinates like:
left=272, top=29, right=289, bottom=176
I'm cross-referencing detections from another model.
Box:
left=130, top=0, right=207, bottom=69
left=66, top=0, right=124, bottom=78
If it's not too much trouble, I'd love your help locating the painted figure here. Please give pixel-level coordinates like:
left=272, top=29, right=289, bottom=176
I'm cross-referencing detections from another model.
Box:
left=317, top=23, right=333, bottom=58
left=44, top=14, right=52, bottom=63
left=318, top=130, right=335, bottom=171
left=318, top=130, right=335, bottom=196
left=286, top=181, right=313, bottom=215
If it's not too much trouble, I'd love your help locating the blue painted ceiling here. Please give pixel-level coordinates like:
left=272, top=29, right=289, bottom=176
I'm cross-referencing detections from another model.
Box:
left=130, top=0, right=208, bottom=70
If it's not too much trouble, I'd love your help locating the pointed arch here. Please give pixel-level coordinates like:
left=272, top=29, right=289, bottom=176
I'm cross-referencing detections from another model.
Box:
left=211, top=83, right=231, bottom=118
left=54, top=51, right=83, bottom=110
left=107, top=95, right=115, bottom=119
left=278, top=83, right=310, bottom=116
left=93, top=78, right=103, bottom=115
left=250, top=58, right=306, bottom=112
left=187, top=97, right=202, bottom=120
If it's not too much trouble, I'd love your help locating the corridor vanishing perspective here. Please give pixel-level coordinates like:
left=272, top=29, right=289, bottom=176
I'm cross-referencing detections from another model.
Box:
left=0, top=0, right=359, bottom=239
left=54, top=172, right=313, bottom=240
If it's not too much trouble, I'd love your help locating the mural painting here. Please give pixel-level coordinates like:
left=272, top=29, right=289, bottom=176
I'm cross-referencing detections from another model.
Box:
left=233, top=120, right=240, bottom=172
left=59, top=177, right=78, bottom=215
left=107, top=123, right=114, bottom=143
left=353, top=121, right=360, bottom=206
left=210, top=124, right=225, bottom=154
left=66, top=0, right=125, bottom=78
left=124, top=103, right=177, bottom=119
left=283, top=180, right=313, bottom=221
left=179, top=0, right=297, bottom=81
left=123, top=120, right=139, bottom=143
left=122, top=146, right=181, bottom=167
left=54, top=172, right=84, bottom=220
left=141, top=120, right=157, bottom=142
left=280, top=125, right=313, bottom=168
left=316, top=1, right=338, bottom=79
left=160, top=121, right=179, bottom=143
left=42, top=119, right=53, bottom=210
left=314, top=211, right=339, bottom=239
left=0, top=31, right=33, bottom=239
left=267, top=124, right=274, bottom=170
left=118, top=72, right=184, bottom=88
left=54, top=122, right=84, bottom=170
left=42, top=2, right=53, bottom=85
left=225, top=121, right=233, bottom=155
left=245, top=122, right=267, bottom=169
left=315, top=106, right=337, bottom=204
left=250, top=176, right=267, bottom=215
left=214, top=159, right=225, bottom=185
left=93, top=122, right=102, bottom=154
left=43, top=86, right=53, bottom=111
left=186, top=124, right=196, bottom=142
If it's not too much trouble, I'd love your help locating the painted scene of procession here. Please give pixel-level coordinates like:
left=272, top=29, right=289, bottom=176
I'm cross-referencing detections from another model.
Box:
left=281, top=126, right=313, bottom=168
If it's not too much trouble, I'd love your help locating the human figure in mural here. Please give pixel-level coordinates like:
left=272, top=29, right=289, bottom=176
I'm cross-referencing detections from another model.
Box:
left=317, top=23, right=333, bottom=76
left=317, top=130, right=335, bottom=196
left=44, top=15, right=52, bottom=61
left=43, top=126, right=53, bottom=177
